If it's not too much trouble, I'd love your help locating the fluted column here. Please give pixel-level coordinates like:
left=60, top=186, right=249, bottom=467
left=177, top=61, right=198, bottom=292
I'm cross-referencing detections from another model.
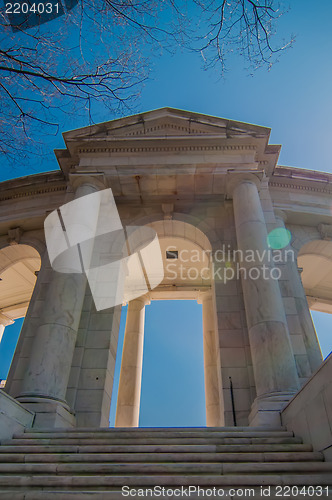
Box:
left=18, top=176, right=105, bottom=424
left=200, top=292, right=221, bottom=426
left=115, top=296, right=149, bottom=427
left=230, top=173, right=299, bottom=426
left=0, top=313, right=14, bottom=345
left=274, top=211, right=322, bottom=373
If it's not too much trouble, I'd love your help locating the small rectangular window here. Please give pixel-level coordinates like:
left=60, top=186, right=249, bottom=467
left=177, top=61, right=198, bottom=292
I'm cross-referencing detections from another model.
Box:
left=166, top=250, right=178, bottom=259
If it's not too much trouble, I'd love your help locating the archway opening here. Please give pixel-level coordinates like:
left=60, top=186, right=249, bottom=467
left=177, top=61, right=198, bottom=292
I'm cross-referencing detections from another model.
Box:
left=109, top=219, right=215, bottom=427
left=0, top=319, right=23, bottom=384
left=140, top=300, right=205, bottom=427
left=109, top=300, right=205, bottom=427
left=298, top=239, right=332, bottom=359
left=0, top=244, right=41, bottom=386
left=310, top=311, right=332, bottom=359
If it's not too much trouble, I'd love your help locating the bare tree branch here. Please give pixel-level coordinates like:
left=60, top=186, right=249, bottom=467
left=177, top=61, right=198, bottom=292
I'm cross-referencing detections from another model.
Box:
left=0, top=0, right=293, bottom=165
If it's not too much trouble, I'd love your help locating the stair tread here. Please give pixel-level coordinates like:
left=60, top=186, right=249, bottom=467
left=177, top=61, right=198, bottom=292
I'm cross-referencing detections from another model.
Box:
left=4, top=437, right=302, bottom=447
left=0, top=443, right=314, bottom=453
left=0, top=451, right=323, bottom=463
left=0, top=461, right=330, bottom=474
left=0, top=473, right=331, bottom=487
left=23, top=426, right=287, bottom=433
left=13, top=429, right=294, bottom=439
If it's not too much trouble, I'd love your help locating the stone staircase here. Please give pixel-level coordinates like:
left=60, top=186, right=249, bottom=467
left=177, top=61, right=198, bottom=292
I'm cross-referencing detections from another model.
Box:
left=0, top=426, right=331, bottom=499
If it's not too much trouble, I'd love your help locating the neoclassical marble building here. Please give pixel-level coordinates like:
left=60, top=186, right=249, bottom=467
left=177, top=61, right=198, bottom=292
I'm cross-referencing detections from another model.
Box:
left=0, top=109, right=331, bottom=457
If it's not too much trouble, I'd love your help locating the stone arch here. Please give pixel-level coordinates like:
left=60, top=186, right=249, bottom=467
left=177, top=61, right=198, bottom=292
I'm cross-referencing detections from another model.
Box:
left=0, top=244, right=41, bottom=323
left=298, top=239, right=332, bottom=314
left=125, top=212, right=221, bottom=251
left=147, top=219, right=212, bottom=251
left=0, top=230, right=45, bottom=257
left=288, top=224, right=321, bottom=256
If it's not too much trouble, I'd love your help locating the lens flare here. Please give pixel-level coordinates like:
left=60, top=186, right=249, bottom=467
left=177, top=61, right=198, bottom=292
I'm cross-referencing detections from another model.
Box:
left=267, top=228, right=292, bottom=249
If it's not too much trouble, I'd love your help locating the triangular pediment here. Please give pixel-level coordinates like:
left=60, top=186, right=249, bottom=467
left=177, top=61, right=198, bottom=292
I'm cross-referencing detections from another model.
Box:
left=63, top=108, right=271, bottom=142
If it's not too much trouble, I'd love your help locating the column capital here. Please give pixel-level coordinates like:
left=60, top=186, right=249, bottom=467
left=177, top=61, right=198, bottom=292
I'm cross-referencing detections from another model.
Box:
left=128, top=294, right=151, bottom=307
left=68, top=173, right=107, bottom=192
left=226, top=170, right=264, bottom=199
left=197, top=290, right=212, bottom=305
left=0, top=312, right=14, bottom=327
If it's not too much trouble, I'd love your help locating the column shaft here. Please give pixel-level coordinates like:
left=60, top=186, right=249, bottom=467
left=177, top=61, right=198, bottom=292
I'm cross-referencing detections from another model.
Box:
left=275, top=214, right=322, bottom=372
left=232, top=179, right=299, bottom=424
left=115, top=296, right=147, bottom=427
left=202, top=294, right=221, bottom=426
left=19, top=182, right=101, bottom=408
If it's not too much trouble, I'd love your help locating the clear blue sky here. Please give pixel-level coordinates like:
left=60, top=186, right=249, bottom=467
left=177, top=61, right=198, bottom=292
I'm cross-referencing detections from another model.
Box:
left=1, top=0, right=332, bottom=426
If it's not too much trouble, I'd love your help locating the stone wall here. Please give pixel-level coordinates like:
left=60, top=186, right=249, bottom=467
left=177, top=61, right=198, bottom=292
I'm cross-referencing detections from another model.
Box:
left=0, top=390, right=34, bottom=440
left=281, top=352, right=332, bottom=461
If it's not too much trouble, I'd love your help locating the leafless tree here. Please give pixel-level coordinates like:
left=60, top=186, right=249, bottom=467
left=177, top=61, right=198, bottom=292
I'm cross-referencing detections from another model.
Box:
left=192, top=0, right=293, bottom=73
left=0, top=0, right=293, bottom=164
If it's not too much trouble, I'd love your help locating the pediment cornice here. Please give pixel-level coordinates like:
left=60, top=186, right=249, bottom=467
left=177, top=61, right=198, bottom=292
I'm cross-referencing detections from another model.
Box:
left=63, top=108, right=271, bottom=141
left=55, top=108, right=279, bottom=177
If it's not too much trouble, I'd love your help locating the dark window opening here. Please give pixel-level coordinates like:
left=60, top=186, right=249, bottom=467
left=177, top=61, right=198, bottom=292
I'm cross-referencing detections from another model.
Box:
left=166, top=250, right=178, bottom=259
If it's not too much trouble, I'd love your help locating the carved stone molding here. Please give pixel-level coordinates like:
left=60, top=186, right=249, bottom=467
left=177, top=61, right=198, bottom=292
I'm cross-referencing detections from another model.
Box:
left=0, top=312, right=14, bottom=327
left=68, top=173, right=107, bottom=191
left=318, top=223, right=332, bottom=241
left=7, top=227, right=23, bottom=246
left=270, top=181, right=332, bottom=195
left=78, top=144, right=257, bottom=155
left=0, top=184, right=66, bottom=202
left=161, top=203, right=174, bottom=220
left=226, top=170, right=264, bottom=199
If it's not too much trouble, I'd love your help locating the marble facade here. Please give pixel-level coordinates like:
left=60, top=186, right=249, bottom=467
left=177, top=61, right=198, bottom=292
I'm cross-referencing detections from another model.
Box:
left=0, top=108, right=331, bottom=431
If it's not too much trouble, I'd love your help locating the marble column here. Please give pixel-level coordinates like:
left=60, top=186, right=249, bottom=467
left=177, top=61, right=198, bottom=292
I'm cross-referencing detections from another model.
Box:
left=17, top=176, right=105, bottom=427
left=274, top=211, right=322, bottom=373
left=230, top=174, right=299, bottom=426
left=0, top=313, right=14, bottom=345
left=200, top=292, right=221, bottom=427
left=115, top=296, right=149, bottom=427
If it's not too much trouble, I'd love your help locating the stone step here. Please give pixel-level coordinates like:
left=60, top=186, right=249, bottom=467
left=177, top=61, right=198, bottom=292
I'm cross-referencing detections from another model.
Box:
left=1, top=492, right=332, bottom=500
left=4, top=436, right=302, bottom=446
left=0, top=450, right=323, bottom=464
left=0, top=443, right=314, bottom=454
left=1, top=491, right=332, bottom=500
left=23, top=426, right=287, bottom=434
left=15, top=430, right=294, bottom=440
left=0, top=462, right=222, bottom=474
left=0, top=426, right=328, bottom=495
left=0, top=473, right=331, bottom=488
left=0, top=461, right=331, bottom=475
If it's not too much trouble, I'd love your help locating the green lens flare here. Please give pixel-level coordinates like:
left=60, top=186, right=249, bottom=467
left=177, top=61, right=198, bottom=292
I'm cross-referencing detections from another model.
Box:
left=267, top=228, right=292, bottom=249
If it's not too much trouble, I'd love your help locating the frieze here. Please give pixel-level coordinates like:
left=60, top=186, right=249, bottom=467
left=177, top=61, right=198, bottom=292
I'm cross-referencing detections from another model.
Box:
left=0, top=185, right=67, bottom=202
left=77, top=144, right=257, bottom=154
left=269, top=181, right=332, bottom=194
